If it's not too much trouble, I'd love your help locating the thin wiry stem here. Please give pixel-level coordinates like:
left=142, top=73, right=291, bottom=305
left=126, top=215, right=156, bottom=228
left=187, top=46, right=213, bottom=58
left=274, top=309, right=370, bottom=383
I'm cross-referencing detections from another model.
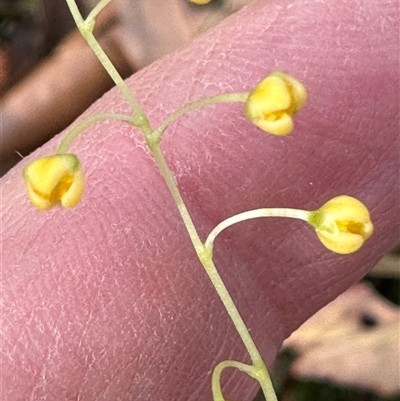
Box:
left=205, top=208, right=311, bottom=254
left=57, top=113, right=132, bottom=154
left=65, top=0, right=150, bottom=131
left=150, top=92, right=249, bottom=144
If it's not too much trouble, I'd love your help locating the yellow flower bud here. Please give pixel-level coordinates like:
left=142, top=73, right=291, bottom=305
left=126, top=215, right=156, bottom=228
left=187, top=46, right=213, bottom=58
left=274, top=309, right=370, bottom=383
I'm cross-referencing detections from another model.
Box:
left=188, top=0, right=212, bottom=4
left=23, top=154, right=84, bottom=210
left=244, top=71, right=307, bottom=136
left=308, top=195, right=374, bottom=254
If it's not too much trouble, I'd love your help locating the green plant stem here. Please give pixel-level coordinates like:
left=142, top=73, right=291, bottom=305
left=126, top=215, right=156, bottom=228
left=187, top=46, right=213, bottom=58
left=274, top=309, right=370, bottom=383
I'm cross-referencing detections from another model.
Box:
left=57, top=113, right=132, bottom=154
left=212, top=360, right=255, bottom=400
left=148, top=144, right=204, bottom=255
left=63, top=2, right=279, bottom=400
left=65, top=0, right=150, bottom=131
left=151, top=92, right=249, bottom=144
left=203, top=257, right=278, bottom=401
left=149, top=145, right=279, bottom=401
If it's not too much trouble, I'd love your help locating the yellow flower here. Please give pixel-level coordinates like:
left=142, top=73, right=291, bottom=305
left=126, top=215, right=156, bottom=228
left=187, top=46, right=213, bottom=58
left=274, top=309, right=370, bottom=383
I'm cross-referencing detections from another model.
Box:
left=23, top=154, right=84, bottom=210
left=188, top=0, right=212, bottom=4
left=308, top=195, right=374, bottom=254
left=244, top=71, right=307, bottom=136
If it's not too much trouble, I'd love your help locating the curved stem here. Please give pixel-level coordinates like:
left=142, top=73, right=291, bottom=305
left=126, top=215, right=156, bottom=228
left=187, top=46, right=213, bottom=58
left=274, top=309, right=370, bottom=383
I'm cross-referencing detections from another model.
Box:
left=150, top=92, right=249, bottom=144
left=212, top=359, right=277, bottom=401
left=212, top=360, right=255, bottom=401
left=205, top=208, right=311, bottom=255
left=56, top=113, right=133, bottom=154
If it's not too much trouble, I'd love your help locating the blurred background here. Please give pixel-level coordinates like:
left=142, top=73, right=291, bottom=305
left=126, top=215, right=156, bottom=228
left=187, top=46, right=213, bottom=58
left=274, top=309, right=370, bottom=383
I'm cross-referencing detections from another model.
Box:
left=1, top=1, right=399, bottom=400
left=265, top=245, right=400, bottom=401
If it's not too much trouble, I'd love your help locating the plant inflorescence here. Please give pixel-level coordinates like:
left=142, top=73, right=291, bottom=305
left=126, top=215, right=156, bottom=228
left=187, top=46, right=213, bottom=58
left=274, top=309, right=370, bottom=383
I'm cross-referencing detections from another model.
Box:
left=22, top=1, right=374, bottom=400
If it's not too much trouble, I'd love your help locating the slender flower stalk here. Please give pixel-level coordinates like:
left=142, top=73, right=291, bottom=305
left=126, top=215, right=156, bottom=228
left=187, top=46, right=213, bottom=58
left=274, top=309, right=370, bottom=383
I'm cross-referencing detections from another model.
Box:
left=205, top=208, right=311, bottom=256
left=150, top=92, right=248, bottom=145
left=57, top=113, right=133, bottom=154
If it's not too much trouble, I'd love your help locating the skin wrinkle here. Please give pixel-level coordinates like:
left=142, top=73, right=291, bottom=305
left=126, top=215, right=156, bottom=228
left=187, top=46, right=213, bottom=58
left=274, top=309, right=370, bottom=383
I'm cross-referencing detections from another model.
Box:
left=1, top=0, right=399, bottom=400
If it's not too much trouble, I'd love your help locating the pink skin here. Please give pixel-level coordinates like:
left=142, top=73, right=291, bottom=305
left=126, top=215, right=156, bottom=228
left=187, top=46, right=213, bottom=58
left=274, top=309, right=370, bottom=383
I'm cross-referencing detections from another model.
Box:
left=1, top=0, right=398, bottom=400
